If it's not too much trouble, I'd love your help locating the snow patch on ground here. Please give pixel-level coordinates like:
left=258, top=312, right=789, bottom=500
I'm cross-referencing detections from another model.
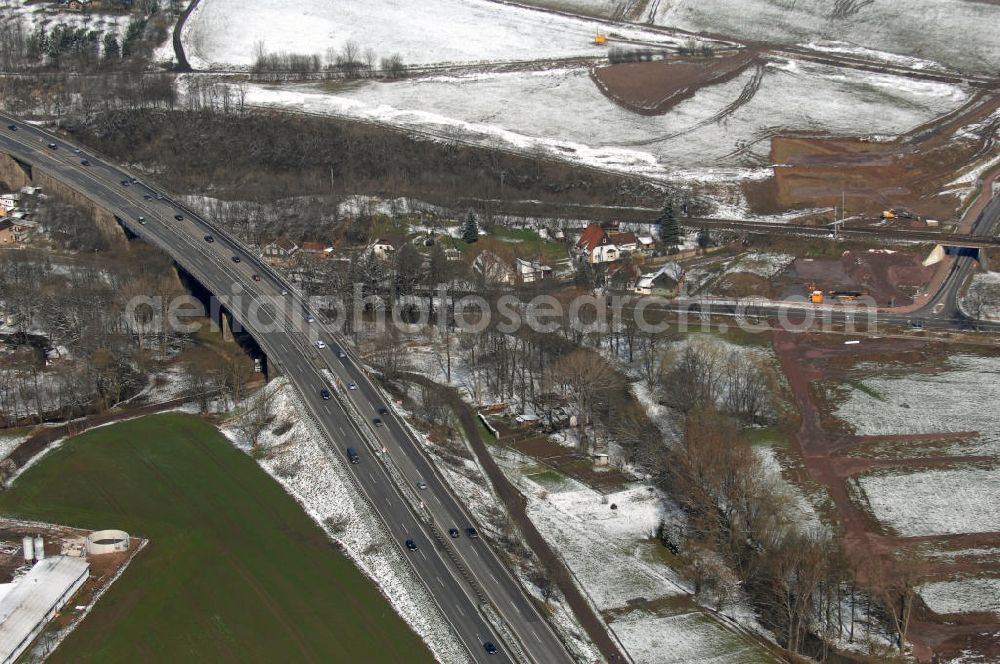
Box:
left=229, top=55, right=964, bottom=187
left=183, top=0, right=692, bottom=69
left=918, top=578, right=1000, bottom=617
left=856, top=467, right=1000, bottom=537
left=834, top=354, right=1000, bottom=456
left=609, top=609, right=767, bottom=664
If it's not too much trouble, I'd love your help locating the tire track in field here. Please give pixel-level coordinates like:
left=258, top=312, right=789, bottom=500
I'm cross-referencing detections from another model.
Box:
left=619, top=61, right=766, bottom=147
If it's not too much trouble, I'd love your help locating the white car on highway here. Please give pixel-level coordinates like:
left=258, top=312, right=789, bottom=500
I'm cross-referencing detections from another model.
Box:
left=315, top=340, right=326, bottom=349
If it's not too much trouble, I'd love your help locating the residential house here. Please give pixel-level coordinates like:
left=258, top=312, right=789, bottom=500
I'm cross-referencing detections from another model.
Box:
left=574, top=223, right=619, bottom=264
left=262, top=237, right=300, bottom=263
left=64, top=0, right=91, bottom=11
left=635, top=262, right=684, bottom=296
left=515, top=257, right=553, bottom=284
left=637, top=236, right=655, bottom=253
left=605, top=260, right=642, bottom=291
left=371, top=234, right=404, bottom=261
left=472, top=250, right=516, bottom=285
left=607, top=231, right=639, bottom=255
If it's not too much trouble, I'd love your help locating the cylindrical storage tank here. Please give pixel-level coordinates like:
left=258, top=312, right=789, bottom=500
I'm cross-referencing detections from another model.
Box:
left=33, top=535, right=44, bottom=561
left=21, top=536, right=33, bottom=564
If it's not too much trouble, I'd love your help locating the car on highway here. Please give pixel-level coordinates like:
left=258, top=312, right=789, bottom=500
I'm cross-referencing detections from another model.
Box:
left=315, top=340, right=326, bottom=349
left=129, top=177, right=137, bottom=184
left=47, top=143, right=57, bottom=150
left=337, top=349, right=347, bottom=359
left=448, top=528, right=460, bottom=539
left=120, top=179, right=130, bottom=187
left=910, top=319, right=925, bottom=331
left=372, top=417, right=382, bottom=427
left=305, top=314, right=315, bottom=323
left=155, top=194, right=164, bottom=200
left=377, top=406, right=388, bottom=415
left=174, top=214, right=183, bottom=221
left=416, top=481, right=428, bottom=490
left=484, top=642, right=498, bottom=655
left=347, top=381, right=357, bottom=390
left=405, top=539, right=417, bottom=551
left=320, top=388, right=331, bottom=400
left=466, top=527, right=479, bottom=539
left=204, top=235, right=214, bottom=243
left=6, top=124, right=16, bottom=131
left=347, top=447, right=360, bottom=464
left=80, top=159, right=90, bottom=166
left=232, top=255, right=241, bottom=263
left=280, top=289, right=289, bottom=296
left=138, top=217, right=147, bottom=225
left=143, top=194, right=152, bottom=200
left=252, top=274, right=261, bottom=282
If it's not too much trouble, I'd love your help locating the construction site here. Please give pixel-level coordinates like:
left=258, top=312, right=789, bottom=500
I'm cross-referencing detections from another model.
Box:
left=0, top=519, right=140, bottom=663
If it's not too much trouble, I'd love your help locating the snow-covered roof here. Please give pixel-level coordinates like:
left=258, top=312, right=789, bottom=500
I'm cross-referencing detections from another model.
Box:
left=637, top=262, right=683, bottom=289
left=0, top=556, right=89, bottom=664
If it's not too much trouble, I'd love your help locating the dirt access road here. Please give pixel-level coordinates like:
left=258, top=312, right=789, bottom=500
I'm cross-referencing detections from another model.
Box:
left=772, top=332, right=1000, bottom=662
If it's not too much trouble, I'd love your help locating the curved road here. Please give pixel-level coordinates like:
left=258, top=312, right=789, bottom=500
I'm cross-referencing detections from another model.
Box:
left=0, top=113, right=577, bottom=664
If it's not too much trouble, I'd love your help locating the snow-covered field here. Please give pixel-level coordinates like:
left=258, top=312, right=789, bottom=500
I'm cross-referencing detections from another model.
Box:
left=183, top=0, right=695, bottom=69
left=834, top=355, right=1000, bottom=456
left=236, top=56, right=965, bottom=184
left=855, top=467, right=1000, bottom=537
left=610, top=610, right=772, bottom=664
left=649, top=0, right=1000, bottom=74
left=963, top=272, right=1000, bottom=321
left=918, top=578, right=1000, bottom=617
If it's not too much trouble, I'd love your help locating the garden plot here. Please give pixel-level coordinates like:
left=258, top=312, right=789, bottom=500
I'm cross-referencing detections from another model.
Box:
left=182, top=0, right=691, bottom=69
left=855, top=467, right=1000, bottom=537
left=239, top=57, right=966, bottom=184
left=918, top=578, right=1000, bottom=617
left=649, top=0, right=1000, bottom=74
left=834, top=354, right=1000, bottom=456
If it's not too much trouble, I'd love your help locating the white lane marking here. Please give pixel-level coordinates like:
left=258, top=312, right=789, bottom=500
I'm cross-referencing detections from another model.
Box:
left=436, top=576, right=445, bottom=587
left=531, top=630, right=543, bottom=644
left=368, top=472, right=375, bottom=482
left=457, top=605, right=466, bottom=617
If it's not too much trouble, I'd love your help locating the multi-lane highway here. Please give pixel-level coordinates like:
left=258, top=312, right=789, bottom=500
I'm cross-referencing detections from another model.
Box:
left=0, top=112, right=576, bottom=664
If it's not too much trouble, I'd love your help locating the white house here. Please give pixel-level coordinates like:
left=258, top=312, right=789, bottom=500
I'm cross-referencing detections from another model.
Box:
left=370, top=234, right=404, bottom=261
left=575, top=223, right=620, bottom=264
left=635, top=262, right=684, bottom=296
left=473, top=250, right=516, bottom=285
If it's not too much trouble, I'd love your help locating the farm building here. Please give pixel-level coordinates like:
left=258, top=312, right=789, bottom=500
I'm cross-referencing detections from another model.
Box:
left=0, top=556, right=89, bottom=664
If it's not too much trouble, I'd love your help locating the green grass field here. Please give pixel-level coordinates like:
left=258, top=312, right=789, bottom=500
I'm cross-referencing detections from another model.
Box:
left=0, top=413, right=431, bottom=664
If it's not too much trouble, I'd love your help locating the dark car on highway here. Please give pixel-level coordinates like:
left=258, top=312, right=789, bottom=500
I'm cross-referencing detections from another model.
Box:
left=405, top=539, right=417, bottom=551
left=174, top=214, right=183, bottom=221
left=466, top=527, right=479, bottom=539
left=448, top=528, right=460, bottom=539
left=373, top=418, right=382, bottom=427
left=320, top=388, right=331, bottom=401
left=6, top=124, right=16, bottom=131
left=232, top=255, right=241, bottom=263
left=377, top=406, right=388, bottom=415
left=484, top=642, right=498, bottom=655
left=80, top=159, right=90, bottom=166
left=47, top=143, right=57, bottom=149
left=204, top=235, right=214, bottom=243
left=252, top=274, right=261, bottom=282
